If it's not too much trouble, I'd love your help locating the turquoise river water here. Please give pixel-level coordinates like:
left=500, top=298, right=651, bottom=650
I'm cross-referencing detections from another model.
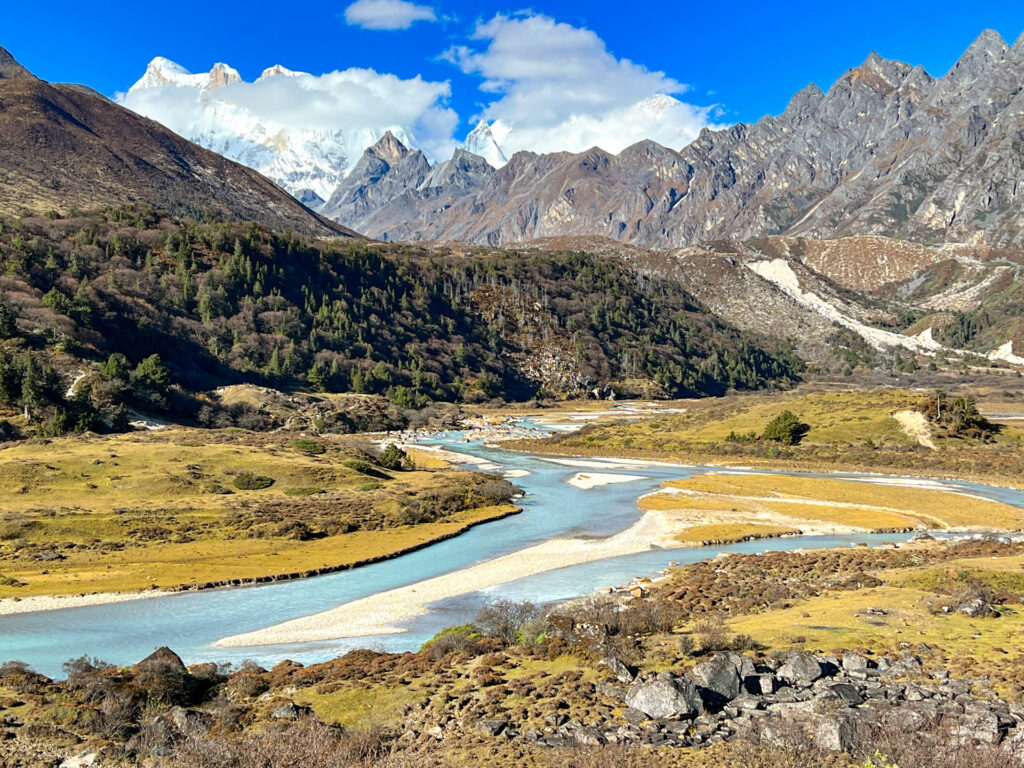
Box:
left=1, top=427, right=1022, bottom=678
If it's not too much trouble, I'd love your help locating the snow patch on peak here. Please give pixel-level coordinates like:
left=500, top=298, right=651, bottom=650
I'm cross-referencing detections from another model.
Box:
left=463, top=121, right=508, bottom=168
left=120, top=59, right=440, bottom=202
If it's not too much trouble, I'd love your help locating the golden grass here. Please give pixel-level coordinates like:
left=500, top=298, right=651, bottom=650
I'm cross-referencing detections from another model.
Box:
left=0, top=429, right=517, bottom=598
left=0, top=504, right=517, bottom=598
left=637, top=494, right=740, bottom=513
left=662, top=474, right=1024, bottom=530
left=632, top=390, right=920, bottom=447
left=673, top=523, right=799, bottom=544
left=404, top=447, right=452, bottom=470
left=531, top=388, right=1024, bottom=489
left=726, top=580, right=1024, bottom=669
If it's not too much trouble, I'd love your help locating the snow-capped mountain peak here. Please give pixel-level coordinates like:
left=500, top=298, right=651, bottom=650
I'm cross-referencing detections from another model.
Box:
left=257, top=65, right=307, bottom=81
left=463, top=121, right=508, bottom=168
left=130, top=57, right=241, bottom=93
left=120, top=57, right=431, bottom=204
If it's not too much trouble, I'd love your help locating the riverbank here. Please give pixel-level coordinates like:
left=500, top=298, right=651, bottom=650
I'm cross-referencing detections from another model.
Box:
left=214, top=506, right=688, bottom=646
left=0, top=504, right=521, bottom=614
left=214, top=463, right=1024, bottom=648
left=494, top=389, right=1024, bottom=492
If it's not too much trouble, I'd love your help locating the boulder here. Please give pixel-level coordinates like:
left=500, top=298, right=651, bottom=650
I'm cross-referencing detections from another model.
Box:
left=841, top=653, right=872, bottom=672
left=820, top=683, right=864, bottom=707
left=958, top=598, right=997, bottom=618
left=692, top=654, right=743, bottom=705
left=599, top=657, right=635, bottom=684
left=270, top=703, right=310, bottom=721
left=777, top=651, right=823, bottom=685
left=746, top=674, right=778, bottom=696
left=474, top=719, right=507, bottom=736
left=624, top=676, right=704, bottom=719
left=808, top=712, right=857, bottom=752
left=134, top=647, right=187, bottom=675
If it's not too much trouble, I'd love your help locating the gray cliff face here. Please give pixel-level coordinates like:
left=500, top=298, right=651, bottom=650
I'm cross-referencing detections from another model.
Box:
left=321, top=30, right=1024, bottom=248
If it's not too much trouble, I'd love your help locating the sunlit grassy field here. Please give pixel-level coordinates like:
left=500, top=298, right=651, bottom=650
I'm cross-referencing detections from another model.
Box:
left=643, top=473, right=1024, bottom=536
left=0, top=429, right=516, bottom=598
left=525, top=389, right=1024, bottom=486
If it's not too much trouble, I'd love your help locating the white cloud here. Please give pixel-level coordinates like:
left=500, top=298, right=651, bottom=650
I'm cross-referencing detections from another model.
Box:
left=445, top=13, right=719, bottom=157
left=344, top=0, right=436, bottom=30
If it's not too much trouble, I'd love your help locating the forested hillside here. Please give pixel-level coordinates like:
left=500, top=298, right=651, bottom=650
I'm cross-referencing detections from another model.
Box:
left=0, top=206, right=801, bottom=436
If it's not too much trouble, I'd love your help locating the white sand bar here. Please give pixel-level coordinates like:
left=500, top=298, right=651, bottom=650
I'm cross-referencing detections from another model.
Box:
left=568, top=472, right=649, bottom=489
left=0, top=589, right=170, bottom=616
left=214, top=510, right=677, bottom=648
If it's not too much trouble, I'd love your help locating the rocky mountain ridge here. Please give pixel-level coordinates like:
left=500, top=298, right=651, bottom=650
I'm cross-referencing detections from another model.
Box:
left=321, top=30, right=1024, bottom=251
left=522, top=233, right=1024, bottom=369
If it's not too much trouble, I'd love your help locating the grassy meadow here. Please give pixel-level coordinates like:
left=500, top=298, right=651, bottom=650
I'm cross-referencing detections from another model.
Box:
left=519, top=389, right=1024, bottom=487
left=0, top=429, right=516, bottom=598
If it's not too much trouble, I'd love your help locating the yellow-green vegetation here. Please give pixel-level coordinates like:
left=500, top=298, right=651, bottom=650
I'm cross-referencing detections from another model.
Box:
left=726, top=583, right=1024, bottom=673
left=647, top=473, right=1024, bottom=532
left=295, top=683, right=426, bottom=730
left=526, top=389, right=1024, bottom=487
left=672, top=523, right=800, bottom=544
left=596, top=390, right=921, bottom=447
left=0, top=429, right=517, bottom=598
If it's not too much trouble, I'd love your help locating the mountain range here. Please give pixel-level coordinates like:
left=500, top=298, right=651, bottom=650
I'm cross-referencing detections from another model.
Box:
left=0, top=48, right=354, bottom=237
left=120, top=58, right=516, bottom=208
left=312, top=30, right=1024, bottom=250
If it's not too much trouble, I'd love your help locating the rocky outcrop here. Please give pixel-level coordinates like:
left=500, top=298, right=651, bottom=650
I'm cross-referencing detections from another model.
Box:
left=508, top=650, right=1024, bottom=753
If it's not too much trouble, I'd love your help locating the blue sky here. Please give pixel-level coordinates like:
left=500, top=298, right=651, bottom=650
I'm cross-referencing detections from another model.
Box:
left=5, top=0, right=1024, bottom=153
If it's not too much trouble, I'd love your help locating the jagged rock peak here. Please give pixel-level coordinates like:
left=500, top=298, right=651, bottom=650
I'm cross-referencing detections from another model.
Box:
left=0, top=45, right=36, bottom=80
left=947, top=29, right=1010, bottom=79
left=369, top=130, right=409, bottom=163
left=783, top=83, right=825, bottom=119
left=257, top=64, right=304, bottom=81
left=849, top=52, right=912, bottom=89
left=464, top=121, right=509, bottom=168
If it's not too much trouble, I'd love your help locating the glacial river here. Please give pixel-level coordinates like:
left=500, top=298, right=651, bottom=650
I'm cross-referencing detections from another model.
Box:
left=2, top=428, right=1023, bottom=678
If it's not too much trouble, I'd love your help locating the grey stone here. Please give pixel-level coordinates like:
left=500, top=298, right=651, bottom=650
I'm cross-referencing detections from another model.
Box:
left=624, top=676, right=705, bottom=719
left=842, top=653, right=872, bottom=672
left=692, top=653, right=743, bottom=704
left=778, top=651, right=823, bottom=685
left=599, top=657, right=635, bottom=684
left=808, top=713, right=857, bottom=752
left=474, top=719, right=507, bottom=737
left=270, top=703, right=307, bottom=721
left=820, top=683, right=865, bottom=707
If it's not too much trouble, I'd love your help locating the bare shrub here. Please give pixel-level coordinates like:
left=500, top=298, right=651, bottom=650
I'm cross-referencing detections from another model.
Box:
left=694, top=615, right=732, bottom=653
left=170, top=718, right=398, bottom=768
left=856, top=718, right=1017, bottom=768
left=474, top=599, right=541, bottom=644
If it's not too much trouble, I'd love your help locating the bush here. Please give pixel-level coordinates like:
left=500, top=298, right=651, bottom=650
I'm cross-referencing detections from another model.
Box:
left=233, top=472, right=274, bottom=491
left=474, top=600, right=541, bottom=645
left=290, top=438, right=326, bottom=455
left=379, top=444, right=409, bottom=471
left=762, top=410, right=810, bottom=445
left=420, top=624, right=485, bottom=659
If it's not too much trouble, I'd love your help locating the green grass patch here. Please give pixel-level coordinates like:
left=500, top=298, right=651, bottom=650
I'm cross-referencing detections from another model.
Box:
left=233, top=472, right=275, bottom=491
left=290, top=439, right=326, bottom=455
